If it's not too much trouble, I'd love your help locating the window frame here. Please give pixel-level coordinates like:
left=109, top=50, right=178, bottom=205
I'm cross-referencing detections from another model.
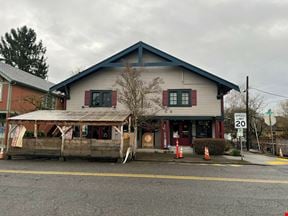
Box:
left=90, top=90, right=112, bottom=107
left=196, top=120, right=212, bottom=138
left=168, top=89, right=191, bottom=107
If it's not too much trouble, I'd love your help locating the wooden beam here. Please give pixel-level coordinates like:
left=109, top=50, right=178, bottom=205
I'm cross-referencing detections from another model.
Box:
left=34, top=121, right=38, bottom=138
left=57, top=125, right=72, bottom=157
left=120, top=125, right=124, bottom=159
left=102, top=61, right=180, bottom=68
left=113, top=126, right=121, bottom=134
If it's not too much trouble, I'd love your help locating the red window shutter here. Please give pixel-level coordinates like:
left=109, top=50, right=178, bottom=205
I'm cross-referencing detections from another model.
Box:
left=162, top=90, right=168, bottom=106
left=112, top=91, right=117, bottom=107
left=191, top=90, right=197, bottom=106
left=84, top=90, right=91, bottom=106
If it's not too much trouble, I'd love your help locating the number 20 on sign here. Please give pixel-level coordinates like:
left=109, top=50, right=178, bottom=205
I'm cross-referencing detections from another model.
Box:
left=234, top=113, right=247, bottom=129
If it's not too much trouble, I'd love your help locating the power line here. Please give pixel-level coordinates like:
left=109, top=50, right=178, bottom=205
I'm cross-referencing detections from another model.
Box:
left=250, top=87, right=288, bottom=99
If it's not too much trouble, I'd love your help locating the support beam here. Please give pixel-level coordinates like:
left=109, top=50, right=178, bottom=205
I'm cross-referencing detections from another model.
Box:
left=120, top=125, right=124, bottom=159
left=102, top=61, right=180, bottom=68
left=34, top=121, right=38, bottom=138
left=113, top=126, right=121, bottom=134
left=57, top=125, right=72, bottom=157
left=128, top=117, right=132, bottom=147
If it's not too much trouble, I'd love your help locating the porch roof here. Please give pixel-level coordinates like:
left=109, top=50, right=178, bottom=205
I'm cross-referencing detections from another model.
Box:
left=8, top=110, right=131, bottom=125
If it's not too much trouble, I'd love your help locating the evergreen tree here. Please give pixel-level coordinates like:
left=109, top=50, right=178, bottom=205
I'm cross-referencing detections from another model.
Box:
left=0, top=26, right=48, bottom=79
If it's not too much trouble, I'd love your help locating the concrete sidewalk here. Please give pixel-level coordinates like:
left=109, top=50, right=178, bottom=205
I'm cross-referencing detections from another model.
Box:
left=241, top=151, right=288, bottom=165
left=135, top=149, right=251, bottom=165
left=135, top=148, right=288, bottom=165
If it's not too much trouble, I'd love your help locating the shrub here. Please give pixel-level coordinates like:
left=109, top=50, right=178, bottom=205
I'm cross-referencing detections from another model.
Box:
left=24, top=131, right=46, bottom=138
left=225, top=140, right=233, bottom=152
left=231, top=149, right=241, bottom=156
left=24, top=131, right=34, bottom=138
left=194, top=138, right=226, bottom=155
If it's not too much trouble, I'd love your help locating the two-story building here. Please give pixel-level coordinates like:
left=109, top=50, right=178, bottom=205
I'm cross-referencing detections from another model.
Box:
left=50, top=41, right=239, bottom=149
left=0, top=62, right=64, bottom=144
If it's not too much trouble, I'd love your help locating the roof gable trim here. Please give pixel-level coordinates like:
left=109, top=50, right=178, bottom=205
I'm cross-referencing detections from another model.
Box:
left=50, top=41, right=239, bottom=92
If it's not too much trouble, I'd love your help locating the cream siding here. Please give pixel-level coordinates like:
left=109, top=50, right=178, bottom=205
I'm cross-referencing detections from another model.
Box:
left=66, top=52, right=222, bottom=117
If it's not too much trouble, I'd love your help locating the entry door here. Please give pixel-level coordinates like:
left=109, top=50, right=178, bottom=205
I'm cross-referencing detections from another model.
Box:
left=171, top=121, right=191, bottom=146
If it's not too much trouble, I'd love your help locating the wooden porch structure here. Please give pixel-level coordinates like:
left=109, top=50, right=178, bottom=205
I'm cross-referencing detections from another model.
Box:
left=6, top=110, right=132, bottom=161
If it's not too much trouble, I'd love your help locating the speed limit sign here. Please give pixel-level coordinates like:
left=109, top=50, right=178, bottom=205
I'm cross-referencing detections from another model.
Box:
left=234, top=113, right=247, bottom=129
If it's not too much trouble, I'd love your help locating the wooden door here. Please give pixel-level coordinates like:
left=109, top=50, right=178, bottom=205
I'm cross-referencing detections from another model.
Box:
left=171, top=121, right=191, bottom=146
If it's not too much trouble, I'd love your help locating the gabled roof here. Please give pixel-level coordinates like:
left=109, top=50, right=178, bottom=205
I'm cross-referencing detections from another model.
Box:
left=0, top=62, right=54, bottom=92
left=50, top=41, right=240, bottom=92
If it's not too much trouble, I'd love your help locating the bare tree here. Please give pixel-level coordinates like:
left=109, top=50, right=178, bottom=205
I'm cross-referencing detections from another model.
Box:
left=279, top=100, right=288, bottom=118
left=18, top=93, right=56, bottom=112
left=224, top=89, right=267, bottom=140
left=115, top=64, right=164, bottom=157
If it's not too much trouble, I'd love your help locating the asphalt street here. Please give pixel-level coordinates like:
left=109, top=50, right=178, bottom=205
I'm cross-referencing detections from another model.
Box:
left=0, top=159, right=287, bottom=216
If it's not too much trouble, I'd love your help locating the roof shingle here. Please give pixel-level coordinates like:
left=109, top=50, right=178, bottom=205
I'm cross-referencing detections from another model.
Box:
left=0, top=62, right=54, bottom=92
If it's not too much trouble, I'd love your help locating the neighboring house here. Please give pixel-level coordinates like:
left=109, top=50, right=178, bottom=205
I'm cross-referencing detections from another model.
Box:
left=51, top=41, right=239, bottom=149
left=272, top=116, right=288, bottom=138
left=0, top=62, right=64, bottom=124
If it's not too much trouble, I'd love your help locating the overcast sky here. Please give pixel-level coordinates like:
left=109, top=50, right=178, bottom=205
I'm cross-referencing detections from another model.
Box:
left=1, top=0, right=288, bottom=110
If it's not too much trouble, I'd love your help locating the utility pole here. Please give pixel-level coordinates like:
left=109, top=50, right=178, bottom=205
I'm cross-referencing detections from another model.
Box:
left=246, top=76, right=250, bottom=151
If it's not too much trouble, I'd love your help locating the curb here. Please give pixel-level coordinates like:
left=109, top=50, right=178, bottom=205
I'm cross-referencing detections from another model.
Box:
left=134, top=158, right=269, bottom=166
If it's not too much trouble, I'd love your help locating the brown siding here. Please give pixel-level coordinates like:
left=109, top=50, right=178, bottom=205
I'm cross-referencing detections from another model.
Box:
left=0, top=83, right=9, bottom=111
left=1, top=84, right=64, bottom=114
left=84, top=90, right=91, bottom=106
left=162, top=90, right=168, bottom=106
left=11, top=85, right=44, bottom=113
left=191, top=90, right=197, bottom=106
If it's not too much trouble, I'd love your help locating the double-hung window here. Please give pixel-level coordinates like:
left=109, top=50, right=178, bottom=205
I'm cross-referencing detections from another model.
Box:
left=91, top=90, right=112, bottom=107
left=168, top=89, right=191, bottom=107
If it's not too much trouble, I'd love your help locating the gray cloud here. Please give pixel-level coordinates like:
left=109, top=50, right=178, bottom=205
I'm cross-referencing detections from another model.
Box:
left=0, top=0, right=288, bottom=109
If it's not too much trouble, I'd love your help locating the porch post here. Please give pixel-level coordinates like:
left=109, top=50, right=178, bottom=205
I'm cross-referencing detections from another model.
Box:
left=57, top=125, right=68, bottom=158
left=120, top=124, right=124, bottom=158
left=166, top=120, right=170, bottom=147
left=219, top=121, right=224, bottom=138
left=160, top=120, right=164, bottom=148
left=161, top=120, right=170, bottom=149
left=214, top=120, right=220, bottom=138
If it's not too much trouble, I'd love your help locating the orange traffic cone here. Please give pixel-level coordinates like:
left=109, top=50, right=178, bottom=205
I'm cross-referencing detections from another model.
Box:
left=175, top=139, right=179, bottom=159
left=0, top=148, right=4, bottom=160
left=179, top=146, right=184, bottom=159
left=279, top=148, right=284, bottom=157
left=204, top=146, right=211, bottom=160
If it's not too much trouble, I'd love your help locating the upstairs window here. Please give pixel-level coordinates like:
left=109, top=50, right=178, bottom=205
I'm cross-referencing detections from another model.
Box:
left=42, top=93, right=56, bottom=110
left=168, top=89, right=191, bottom=107
left=91, top=90, right=112, bottom=107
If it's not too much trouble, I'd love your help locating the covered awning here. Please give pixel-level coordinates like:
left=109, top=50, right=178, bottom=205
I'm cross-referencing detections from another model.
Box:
left=8, top=110, right=131, bottom=126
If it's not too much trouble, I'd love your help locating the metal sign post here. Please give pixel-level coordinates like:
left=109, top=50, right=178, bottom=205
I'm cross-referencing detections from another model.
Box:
left=237, top=128, right=244, bottom=160
left=264, top=109, right=276, bottom=155
left=235, top=113, right=246, bottom=160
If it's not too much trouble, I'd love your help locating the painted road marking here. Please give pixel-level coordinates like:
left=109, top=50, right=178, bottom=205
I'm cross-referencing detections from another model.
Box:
left=267, top=158, right=288, bottom=165
left=229, top=164, right=242, bottom=167
left=0, top=169, right=287, bottom=184
left=212, top=164, right=226, bottom=167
